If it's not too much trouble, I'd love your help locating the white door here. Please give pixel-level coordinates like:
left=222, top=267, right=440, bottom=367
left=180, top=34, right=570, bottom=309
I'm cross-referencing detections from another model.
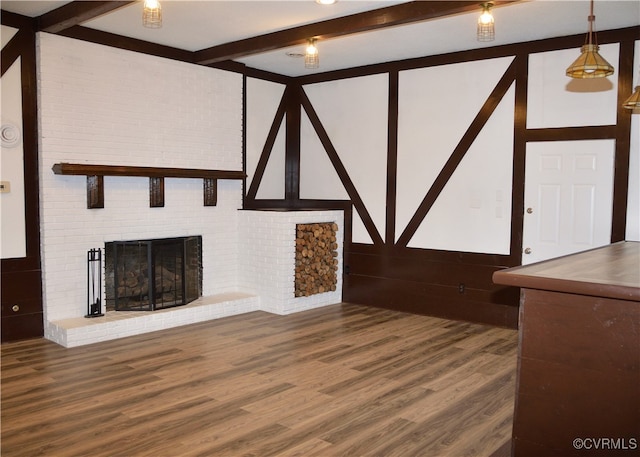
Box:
left=522, top=140, right=615, bottom=265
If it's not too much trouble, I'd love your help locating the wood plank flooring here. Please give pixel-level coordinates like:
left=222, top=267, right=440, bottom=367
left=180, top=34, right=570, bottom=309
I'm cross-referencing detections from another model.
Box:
left=1, top=303, right=518, bottom=457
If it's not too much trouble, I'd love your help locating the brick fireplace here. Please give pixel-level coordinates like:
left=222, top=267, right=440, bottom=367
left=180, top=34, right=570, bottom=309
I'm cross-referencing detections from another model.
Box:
left=44, top=209, right=343, bottom=347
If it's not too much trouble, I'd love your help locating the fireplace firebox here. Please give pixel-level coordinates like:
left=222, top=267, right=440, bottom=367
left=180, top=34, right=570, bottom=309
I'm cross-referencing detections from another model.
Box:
left=105, top=236, right=202, bottom=311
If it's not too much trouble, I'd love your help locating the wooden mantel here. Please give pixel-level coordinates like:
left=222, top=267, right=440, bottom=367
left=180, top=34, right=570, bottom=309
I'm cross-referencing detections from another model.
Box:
left=52, top=163, right=246, bottom=208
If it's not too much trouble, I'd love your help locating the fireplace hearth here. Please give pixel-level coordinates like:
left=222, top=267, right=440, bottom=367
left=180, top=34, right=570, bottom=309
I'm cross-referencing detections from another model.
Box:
left=105, top=236, right=202, bottom=311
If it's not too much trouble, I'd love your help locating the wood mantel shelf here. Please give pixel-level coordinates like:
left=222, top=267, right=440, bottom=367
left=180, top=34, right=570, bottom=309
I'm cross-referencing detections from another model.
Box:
left=52, top=163, right=246, bottom=208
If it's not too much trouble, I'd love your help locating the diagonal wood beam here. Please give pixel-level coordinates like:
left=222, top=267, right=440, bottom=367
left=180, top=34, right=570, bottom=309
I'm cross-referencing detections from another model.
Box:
left=37, top=1, right=135, bottom=33
left=194, top=0, right=521, bottom=65
left=395, top=58, right=518, bottom=248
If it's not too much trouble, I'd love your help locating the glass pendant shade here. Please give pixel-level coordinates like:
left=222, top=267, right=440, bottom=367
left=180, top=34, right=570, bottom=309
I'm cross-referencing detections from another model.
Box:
left=143, top=0, right=162, bottom=28
left=565, top=44, right=614, bottom=78
left=477, top=3, right=495, bottom=42
left=566, top=0, right=614, bottom=79
left=623, top=86, right=640, bottom=110
left=305, top=40, right=319, bottom=69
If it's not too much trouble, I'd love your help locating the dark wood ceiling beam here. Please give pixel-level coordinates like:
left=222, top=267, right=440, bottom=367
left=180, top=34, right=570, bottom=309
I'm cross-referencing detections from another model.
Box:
left=194, top=0, right=521, bottom=65
left=37, top=1, right=135, bottom=33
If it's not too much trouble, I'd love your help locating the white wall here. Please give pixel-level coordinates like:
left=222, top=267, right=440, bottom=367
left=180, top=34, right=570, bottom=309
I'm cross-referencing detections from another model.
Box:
left=37, top=33, right=244, bottom=323
left=397, top=57, right=515, bottom=254
left=246, top=77, right=286, bottom=200
left=1, top=25, right=27, bottom=259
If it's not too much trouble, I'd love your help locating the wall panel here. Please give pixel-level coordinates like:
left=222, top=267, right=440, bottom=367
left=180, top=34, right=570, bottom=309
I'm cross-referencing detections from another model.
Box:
left=304, top=75, right=388, bottom=243
left=245, top=26, right=638, bottom=328
left=409, top=84, right=515, bottom=254
left=527, top=44, right=620, bottom=128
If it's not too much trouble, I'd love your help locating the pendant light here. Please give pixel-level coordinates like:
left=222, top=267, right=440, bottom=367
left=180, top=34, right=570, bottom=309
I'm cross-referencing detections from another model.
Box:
left=566, top=0, right=613, bottom=78
left=477, top=3, right=495, bottom=42
left=305, top=39, right=319, bottom=69
left=623, top=82, right=640, bottom=110
left=143, top=0, right=162, bottom=29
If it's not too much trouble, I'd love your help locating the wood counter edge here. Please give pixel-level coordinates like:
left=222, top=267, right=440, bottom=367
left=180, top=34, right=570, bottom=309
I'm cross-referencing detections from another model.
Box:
left=492, top=242, right=640, bottom=302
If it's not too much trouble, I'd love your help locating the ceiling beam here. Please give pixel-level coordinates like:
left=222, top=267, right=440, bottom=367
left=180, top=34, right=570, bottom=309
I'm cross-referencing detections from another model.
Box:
left=194, top=0, right=521, bottom=66
left=37, top=1, right=135, bottom=33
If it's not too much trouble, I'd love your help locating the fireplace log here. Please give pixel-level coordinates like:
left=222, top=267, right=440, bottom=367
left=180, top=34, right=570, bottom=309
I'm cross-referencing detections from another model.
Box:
left=294, top=223, right=338, bottom=297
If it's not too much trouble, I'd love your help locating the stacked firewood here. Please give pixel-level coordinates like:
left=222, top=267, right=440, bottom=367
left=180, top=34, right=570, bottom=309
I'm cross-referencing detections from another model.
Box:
left=295, top=222, right=339, bottom=297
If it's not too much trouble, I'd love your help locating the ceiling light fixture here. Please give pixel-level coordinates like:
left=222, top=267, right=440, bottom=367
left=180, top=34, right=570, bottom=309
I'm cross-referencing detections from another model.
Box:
left=305, top=39, right=319, bottom=69
left=143, top=0, right=162, bottom=29
left=623, top=74, right=640, bottom=110
left=565, top=0, right=614, bottom=79
left=316, top=0, right=337, bottom=4
left=477, top=2, right=495, bottom=42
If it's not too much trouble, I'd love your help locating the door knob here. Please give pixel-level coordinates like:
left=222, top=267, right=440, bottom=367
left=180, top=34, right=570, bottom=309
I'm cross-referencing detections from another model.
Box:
left=12, top=304, right=20, bottom=312
left=524, top=247, right=532, bottom=255
left=526, top=207, right=533, bottom=214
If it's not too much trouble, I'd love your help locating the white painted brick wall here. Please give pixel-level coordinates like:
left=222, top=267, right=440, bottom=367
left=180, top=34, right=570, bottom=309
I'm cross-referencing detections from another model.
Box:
left=37, top=33, right=244, bottom=324
left=238, top=210, right=343, bottom=314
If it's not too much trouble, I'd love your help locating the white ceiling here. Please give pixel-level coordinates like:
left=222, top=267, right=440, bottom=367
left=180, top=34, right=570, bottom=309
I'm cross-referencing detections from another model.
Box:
left=2, top=0, right=639, bottom=77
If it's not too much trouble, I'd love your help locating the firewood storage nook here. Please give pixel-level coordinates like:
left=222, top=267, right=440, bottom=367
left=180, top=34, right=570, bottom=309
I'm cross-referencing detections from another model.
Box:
left=295, top=223, right=339, bottom=297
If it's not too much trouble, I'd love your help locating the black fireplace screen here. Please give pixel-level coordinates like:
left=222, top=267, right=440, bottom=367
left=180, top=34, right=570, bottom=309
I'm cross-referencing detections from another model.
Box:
left=105, top=236, right=202, bottom=311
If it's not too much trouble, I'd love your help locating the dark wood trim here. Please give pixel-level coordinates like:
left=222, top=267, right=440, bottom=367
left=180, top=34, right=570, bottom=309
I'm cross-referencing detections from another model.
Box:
left=0, top=10, right=36, bottom=30
left=350, top=242, right=513, bottom=267
left=385, top=71, right=399, bottom=246
left=204, top=178, right=218, bottom=207
left=242, top=74, right=248, bottom=208
left=52, top=163, right=246, bottom=180
left=510, top=53, right=528, bottom=266
left=241, top=67, right=291, bottom=86
left=246, top=91, right=287, bottom=200
left=300, top=89, right=384, bottom=246
left=243, top=199, right=350, bottom=210
left=149, top=177, right=165, bottom=208
left=193, top=1, right=522, bottom=66
left=524, top=125, right=616, bottom=142
left=611, top=39, right=634, bottom=243
left=1, top=28, right=29, bottom=77
left=396, top=59, right=518, bottom=247
left=56, top=25, right=196, bottom=64
left=37, top=1, right=135, bottom=33
left=54, top=164, right=244, bottom=209
left=284, top=85, right=302, bottom=202
left=87, top=175, right=104, bottom=209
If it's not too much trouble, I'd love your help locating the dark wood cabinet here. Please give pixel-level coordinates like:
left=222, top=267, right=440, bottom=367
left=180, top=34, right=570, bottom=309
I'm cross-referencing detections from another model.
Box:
left=493, top=242, right=640, bottom=456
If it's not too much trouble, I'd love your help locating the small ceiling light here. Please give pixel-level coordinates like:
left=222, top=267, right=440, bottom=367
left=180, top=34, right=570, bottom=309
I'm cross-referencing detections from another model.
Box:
left=143, top=0, right=162, bottom=29
left=566, top=0, right=614, bottom=79
left=477, top=2, right=495, bottom=42
left=316, top=0, right=337, bottom=4
left=305, top=39, right=319, bottom=69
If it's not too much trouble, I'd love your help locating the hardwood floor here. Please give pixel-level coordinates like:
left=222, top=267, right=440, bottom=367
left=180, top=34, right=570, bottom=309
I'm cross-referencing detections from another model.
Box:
left=1, top=303, right=517, bottom=457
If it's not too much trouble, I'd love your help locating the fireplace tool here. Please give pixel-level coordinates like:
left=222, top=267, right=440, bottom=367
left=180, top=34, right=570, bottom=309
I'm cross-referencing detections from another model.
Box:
left=86, top=248, right=104, bottom=318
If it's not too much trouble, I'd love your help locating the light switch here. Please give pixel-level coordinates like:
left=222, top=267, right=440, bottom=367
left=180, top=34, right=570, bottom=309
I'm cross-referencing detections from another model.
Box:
left=0, top=181, right=10, bottom=193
